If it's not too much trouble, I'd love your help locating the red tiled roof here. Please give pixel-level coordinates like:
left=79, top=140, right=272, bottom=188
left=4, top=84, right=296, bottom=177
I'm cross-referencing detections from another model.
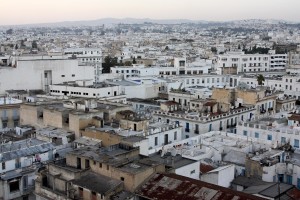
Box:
left=287, top=188, right=300, bottom=199
left=163, top=101, right=179, bottom=106
left=288, top=114, right=300, bottom=122
left=204, top=102, right=217, bottom=107
left=200, top=163, right=215, bottom=174
left=135, top=173, right=267, bottom=200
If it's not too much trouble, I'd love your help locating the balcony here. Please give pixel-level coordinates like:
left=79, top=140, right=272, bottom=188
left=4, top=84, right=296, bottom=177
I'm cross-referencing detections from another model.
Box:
left=1, top=116, right=8, bottom=121
left=194, top=130, right=199, bottom=134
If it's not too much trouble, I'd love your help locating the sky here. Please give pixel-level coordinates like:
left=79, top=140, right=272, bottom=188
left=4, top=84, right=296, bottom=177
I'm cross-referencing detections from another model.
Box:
left=1, top=0, right=300, bottom=25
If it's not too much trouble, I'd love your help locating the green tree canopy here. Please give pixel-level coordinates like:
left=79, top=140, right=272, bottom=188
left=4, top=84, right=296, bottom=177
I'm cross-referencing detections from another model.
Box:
left=102, top=56, right=119, bottom=73
left=257, top=74, right=265, bottom=86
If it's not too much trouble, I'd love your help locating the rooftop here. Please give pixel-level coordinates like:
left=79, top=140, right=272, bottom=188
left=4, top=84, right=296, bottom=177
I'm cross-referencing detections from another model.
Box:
left=135, top=173, right=266, bottom=200
left=72, top=172, right=123, bottom=195
left=0, top=139, right=54, bottom=162
left=67, top=145, right=138, bottom=166
left=36, top=126, right=74, bottom=138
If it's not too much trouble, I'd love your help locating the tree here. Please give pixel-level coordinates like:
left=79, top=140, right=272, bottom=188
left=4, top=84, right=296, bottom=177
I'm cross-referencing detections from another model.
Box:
left=211, top=47, right=217, bottom=53
left=102, top=56, right=118, bottom=73
left=257, top=74, right=265, bottom=86
left=132, top=57, right=136, bottom=64
left=32, top=40, right=38, bottom=49
left=124, top=61, right=132, bottom=66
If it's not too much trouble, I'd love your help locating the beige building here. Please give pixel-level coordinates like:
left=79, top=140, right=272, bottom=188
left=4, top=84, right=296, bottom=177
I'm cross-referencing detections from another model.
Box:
left=212, top=87, right=278, bottom=118
left=20, top=102, right=104, bottom=138
left=35, top=144, right=165, bottom=199
left=0, top=103, right=20, bottom=129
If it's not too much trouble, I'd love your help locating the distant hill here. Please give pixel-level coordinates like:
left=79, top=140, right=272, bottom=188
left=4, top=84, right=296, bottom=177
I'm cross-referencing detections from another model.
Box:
left=2, top=18, right=298, bottom=28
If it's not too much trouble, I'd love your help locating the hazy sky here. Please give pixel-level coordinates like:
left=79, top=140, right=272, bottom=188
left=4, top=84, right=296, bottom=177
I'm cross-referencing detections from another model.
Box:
left=1, top=0, right=300, bottom=25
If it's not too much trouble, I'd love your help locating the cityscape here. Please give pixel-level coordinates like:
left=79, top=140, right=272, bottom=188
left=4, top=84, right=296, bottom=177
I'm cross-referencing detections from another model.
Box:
left=1, top=1, right=300, bottom=200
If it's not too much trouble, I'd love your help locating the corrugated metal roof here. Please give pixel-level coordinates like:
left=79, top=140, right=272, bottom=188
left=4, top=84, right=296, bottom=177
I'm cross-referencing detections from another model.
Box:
left=135, top=173, right=267, bottom=200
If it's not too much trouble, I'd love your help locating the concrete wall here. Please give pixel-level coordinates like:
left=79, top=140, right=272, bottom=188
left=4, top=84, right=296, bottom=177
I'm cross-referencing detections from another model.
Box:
left=82, top=129, right=122, bottom=147
left=20, top=104, right=39, bottom=126
left=211, top=88, right=235, bottom=105
left=43, top=109, right=63, bottom=128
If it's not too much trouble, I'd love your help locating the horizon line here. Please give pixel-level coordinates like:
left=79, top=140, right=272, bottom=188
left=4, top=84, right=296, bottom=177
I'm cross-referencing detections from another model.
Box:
left=1, top=17, right=299, bottom=27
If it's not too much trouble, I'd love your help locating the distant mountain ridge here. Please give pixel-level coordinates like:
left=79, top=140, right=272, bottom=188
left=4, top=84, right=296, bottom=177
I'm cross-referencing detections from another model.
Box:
left=2, top=18, right=299, bottom=27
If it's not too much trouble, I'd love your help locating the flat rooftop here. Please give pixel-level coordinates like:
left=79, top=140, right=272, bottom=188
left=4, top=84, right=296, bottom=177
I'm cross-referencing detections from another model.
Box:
left=72, top=172, right=123, bottom=195
left=67, top=145, right=138, bottom=166
left=36, top=126, right=74, bottom=138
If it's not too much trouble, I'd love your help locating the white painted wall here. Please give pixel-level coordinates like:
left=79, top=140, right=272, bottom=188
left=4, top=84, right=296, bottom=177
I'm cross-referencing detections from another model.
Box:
left=175, top=161, right=200, bottom=180
left=0, top=58, right=94, bottom=94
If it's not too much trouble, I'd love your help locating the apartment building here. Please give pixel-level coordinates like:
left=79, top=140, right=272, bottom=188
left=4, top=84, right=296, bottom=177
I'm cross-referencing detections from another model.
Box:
left=153, top=105, right=255, bottom=138
left=217, top=50, right=287, bottom=74
left=240, top=74, right=300, bottom=100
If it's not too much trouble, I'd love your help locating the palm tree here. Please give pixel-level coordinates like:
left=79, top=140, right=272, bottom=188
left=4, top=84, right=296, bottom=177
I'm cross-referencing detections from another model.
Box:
left=257, top=74, right=265, bottom=86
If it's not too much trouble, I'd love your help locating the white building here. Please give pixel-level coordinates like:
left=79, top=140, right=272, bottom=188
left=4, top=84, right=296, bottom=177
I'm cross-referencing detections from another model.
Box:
left=106, top=78, right=165, bottom=99
left=64, top=48, right=102, bottom=82
left=201, top=165, right=235, bottom=188
left=153, top=105, right=256, bottom=138
left=144, top=122, right=183, bottom=156
left=236, top=115, right=300, bottom=150
left=239, top=74, right=300, bottom=100
left=217, top=51, right=287, bottom=74
left=0, top=55, right=94, bottom=94
left=50, top=81, right=123, bottom=100
left=110, top=58, right=212, bottom=78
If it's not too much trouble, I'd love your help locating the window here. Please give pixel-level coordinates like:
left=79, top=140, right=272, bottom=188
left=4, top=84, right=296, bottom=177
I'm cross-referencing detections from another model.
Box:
left=79, top=187, right=83, bottom=198
left=267, top=135, right=272, bottom=141
left=85, top=159, right=90, bottom=169
left=155, top=137, right=158, bottom=146
left=120, top=177, right=124, bottom=181
left=72, top=74, right=75, bottom=77
left=2, top=162, right=5, bottom=170
left=294, top=139, right=299, bottom=148
left=61, top=75, right=65, bottom=77
left=99, top=163, right=102, bottom=168
left=287, top=175, right=293, bottom=185
left=107, top=165, right=109, bottom=170
left=281, top=137, right=286, bottom=144
left=9, top=180, right=20, bottom=193
left=2, top=122, right=7, bottom=128
left=91, top=191, right=97, bottom=200
left=243, top=130, right=247, bottom=136
left=190, top=170, right=195, bottom=174
left=255, top=132, right=259, bottom=138
left=174, top=131, right=177, bottom=140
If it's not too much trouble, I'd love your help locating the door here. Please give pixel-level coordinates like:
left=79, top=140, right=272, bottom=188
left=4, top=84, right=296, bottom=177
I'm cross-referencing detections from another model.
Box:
left=164, top=134, right=168, bottom=145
